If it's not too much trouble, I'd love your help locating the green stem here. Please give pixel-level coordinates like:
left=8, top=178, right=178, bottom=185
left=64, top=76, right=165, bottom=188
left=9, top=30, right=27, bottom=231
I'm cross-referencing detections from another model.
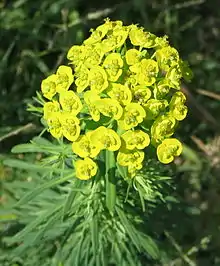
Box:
left=105, top=150, right=116, bottom=213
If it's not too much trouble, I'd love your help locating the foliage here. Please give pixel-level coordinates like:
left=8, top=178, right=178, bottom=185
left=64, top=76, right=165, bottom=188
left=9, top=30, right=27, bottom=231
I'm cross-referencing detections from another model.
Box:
left=1, top=0, right=220, bottom=265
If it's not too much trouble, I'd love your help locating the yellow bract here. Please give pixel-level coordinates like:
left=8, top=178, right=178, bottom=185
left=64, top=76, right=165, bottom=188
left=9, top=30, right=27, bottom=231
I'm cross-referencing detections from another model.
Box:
left=59, top=91, right=82, bottom=115
left=56, top=65, right=74, bottom=93
left=75, top=157, right=98, bottom=180
left=144, top=99, right=168, bottom=120
left=107, top=83, right=132, bottom=106
left=118, top=103, right=146, bottom=130
left=151, top=115, right=176, bottom=144
left=43, top=101, right=60, bottom=120
left=129, top=25, right=156, bottom=48
left=130, top=59, right=159, bottom=86
left=84, top=91, right=101, bottom=122
left=125, top=49, right=142, bottom=66
left=103, top=53, right=123, bottom=82
left=121, top=130, right=150, bottom=150
left=156, top=46, right=179, bottom=71
left=132, top=85, right=152, bottom=105
left=89, top=66, right=108, bottom=94
left=96, top=98, right=123, bottom=120
left=75, top=65, right=89, bottom=93
left=157, top=138, right=182, bottom=164
left=41, top=74, right=57, bottom=100
left=46, top=112, right=63, bottom=139
left=72, top=132, right=100, bottom=158
left=117, top=148, right=144, bottom=167
left=90, top=126, right=121, bottom=151
left=59, top=113, right=80, bottom=142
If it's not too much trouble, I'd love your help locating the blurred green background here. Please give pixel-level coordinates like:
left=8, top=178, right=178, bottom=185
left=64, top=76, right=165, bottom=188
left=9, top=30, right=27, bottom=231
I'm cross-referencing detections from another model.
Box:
left=1, top=0, right=220, bottom=265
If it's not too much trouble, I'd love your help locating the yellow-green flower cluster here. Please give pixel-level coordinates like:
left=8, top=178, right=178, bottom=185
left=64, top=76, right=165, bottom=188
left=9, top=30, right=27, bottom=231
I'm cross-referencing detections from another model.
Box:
left=40, top=19, right=192, bottom=180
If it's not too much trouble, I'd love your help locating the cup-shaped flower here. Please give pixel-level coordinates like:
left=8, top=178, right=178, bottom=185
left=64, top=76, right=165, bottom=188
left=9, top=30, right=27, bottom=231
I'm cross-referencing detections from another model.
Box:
left=43, top=101, right=60, bottom=120
left=89, top=66, right=108, bottom=94
left=103, top=53, right=123, bottom=82
left=129, top=25, right=156, bottom=48
left=75, top=65, right=90, bottom=93
left=67, top=45, right=85, bottom=66
left=90, top=126, right=121, bottom=151
left=117, top=148, right=144, bottom=167
left=125, top=49, right=142, bottom=66
left=56, top=65, right=74, bottom=93
left=156, top=46, right=179, bottom=71
left=157, top=138, right=182, bottom=164
left=144, top=99, right=168, bottom=120
left=46, top=112, right=63, bottom=139
left=166, top=65, right=182, bottom=89
left=84, top=91, right=101, bottom=121
left=132, top=85, right=152, bottom=105
left=118, top=103, right=146, bottom=130
left=83, top=21, right=110, bottom=45
left=75, top=157, right=98, bottom=180
left=121, top=130, right=150, bottom=150
left=72, top=132, right=100, bottom=158
left=59, top=113, right=80, bottom=142
left=96, top=98, right=123, bottom=120
left=130, top=59, right=159, bottom=86
left=151, top=115, right=176, bottom=144
left=107, top=83, right=132, bottom=106
left=153, top=80, right=170, bottom=100
left=41, top=74, right=57, bottom=100
left=59, top=91, right=82, bottom=115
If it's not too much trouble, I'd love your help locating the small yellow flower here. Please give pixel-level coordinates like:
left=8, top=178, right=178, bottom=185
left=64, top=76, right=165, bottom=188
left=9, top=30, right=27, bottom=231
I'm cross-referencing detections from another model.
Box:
left=41, top=74, right=57, bottom=100
left=72, top=132, right=100, bottom=158
left=153, top=80, right=170, bottom=100
left=96, top=98, right=123, bottom=120
left=118, top=103, right=146, bottom=130
left=144, top=99, right=168, bottom=120
left=129, top=25, right=156, bottom=48
left=75, top=65, right=90, bottom=93
left=169, top=92, right=187, bottom=121
left=107, top=83, right=132, bottom=106
left=166, top=65, right=182, bottom=89
left=170, top=92, right=186, bottom=106
left=130, top=59, right=159, bottom=86
left=117, top=148, right=144, bottom=166
left=157, top=138, right=182, bottom=164
left=89, top=66, right=108, bottom=94
left=151, top=115, right=176, bottom=144
left=75, top=157, right=98, bottom=180
left=84, top=22, right=110, bottom=45
left=125, top=49, right=142, bottom=66
left=83, top=45, right=104, bottom=68
left=47, top=112, right=63, bottom=139
left=43, top=101, right=60, bottom=120
left=121, top=130, right=150, bottom=150
left=156, top=46, right=179, bottom=71
left=67, top=45, right=85, bottom=66
left=132, top=85, right=152, bottom=105
left=90, top=126, right=121, bottom=151
left=170, top=104, right=188, bottom=121
left=103, top=53, right=123, bottom=82
left=59, top=90, right=82, bottom=115
left=56, top=65, right=74, bottom=93
left=60, top=113, right=80, bottom=141
left=84, top=91, right=101, bottom=121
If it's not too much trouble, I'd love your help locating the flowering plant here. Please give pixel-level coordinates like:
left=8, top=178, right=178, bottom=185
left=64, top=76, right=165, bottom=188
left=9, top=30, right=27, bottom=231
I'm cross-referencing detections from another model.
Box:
left=4, top=19, right=193, bottom=264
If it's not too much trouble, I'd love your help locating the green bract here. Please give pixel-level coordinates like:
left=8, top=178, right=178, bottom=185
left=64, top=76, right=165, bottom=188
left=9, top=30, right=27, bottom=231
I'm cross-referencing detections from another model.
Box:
left=39, top=18, right=192, bottom=179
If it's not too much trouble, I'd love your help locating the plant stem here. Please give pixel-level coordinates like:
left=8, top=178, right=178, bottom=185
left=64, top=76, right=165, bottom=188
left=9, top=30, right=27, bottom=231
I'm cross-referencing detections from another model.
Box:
left=105, top=150, right=116, bottom=213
